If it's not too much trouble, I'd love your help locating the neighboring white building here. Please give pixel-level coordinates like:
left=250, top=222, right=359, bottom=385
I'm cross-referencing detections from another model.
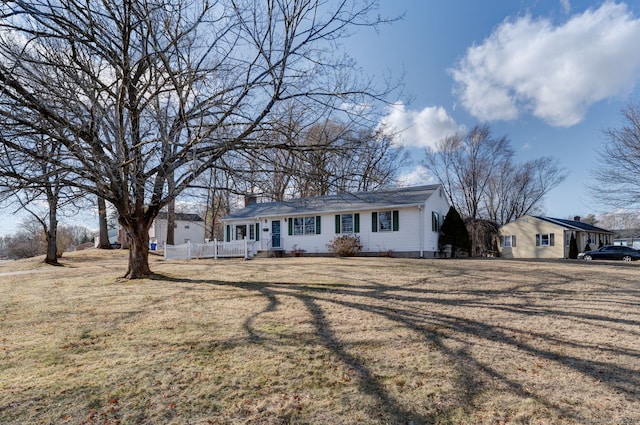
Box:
left=150, top=212, right=206, bottom=246
left=613, top=229, right=640, bottom=249
left=221, top=184, right=450, bottom=258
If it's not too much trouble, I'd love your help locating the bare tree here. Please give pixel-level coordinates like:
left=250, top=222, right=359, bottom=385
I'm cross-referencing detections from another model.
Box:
left=252, top=119, right=408, bottom=199
left=424, top=125, right=511, bottom=220
left=594, top=100, right=640, bottom=209
left=2, top=217, right=45, bottom=259
left=424, top=124, right=566, bottom=254
left=484, top=157, right=566, bottom=226
left=597, top=210, right=640, bottom=230
left=0, top=132, right=82, bottom=264
left=0, top=0, right=392, bottom=278
left=425, top=125, right=566, bottom=226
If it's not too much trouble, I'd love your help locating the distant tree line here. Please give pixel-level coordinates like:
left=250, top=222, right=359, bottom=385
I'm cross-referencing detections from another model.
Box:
left=0, top=222, right=93, bottom=260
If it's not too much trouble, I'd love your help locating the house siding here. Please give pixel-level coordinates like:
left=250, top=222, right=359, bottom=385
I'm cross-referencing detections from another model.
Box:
left=150, top=218, right=206, bottom=245
left=499, top=217, right=565, bottom=259
left=498, top=215, right=614, bottom=259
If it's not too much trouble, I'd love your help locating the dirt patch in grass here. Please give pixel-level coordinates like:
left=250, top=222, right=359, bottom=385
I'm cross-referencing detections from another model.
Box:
left=0, top=250, right=638, bottom=424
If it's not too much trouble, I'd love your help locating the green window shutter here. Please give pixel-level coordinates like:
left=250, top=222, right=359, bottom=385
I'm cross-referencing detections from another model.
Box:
left=288, top=218, right=293, bottom=236
left=536, top=234, right=540, bottom=246
left=354, top=213, right=360, bottom=233
left=512, top=235, right=516, bottom=247
left=372, top=212, right=378, bottom=232
left=316, top=216, right=321, bottom=234
left=335, top=215, right=341, bottom=233
left=550, top=233, right=555, bottom=246
left=392, top=210, right=399, bottom=231
left=225, top=225, right=230, bottom=242
left=255, top=223, right=260, bottom=242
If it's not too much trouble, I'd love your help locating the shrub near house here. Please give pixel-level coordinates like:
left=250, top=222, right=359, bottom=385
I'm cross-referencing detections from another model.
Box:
left=327, top=235, right=363, bottom=257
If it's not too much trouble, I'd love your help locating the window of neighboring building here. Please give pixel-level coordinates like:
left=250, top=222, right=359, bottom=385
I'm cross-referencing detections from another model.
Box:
left=432, top=211, right=440, bottom=232
left=536, top=233, right=555, bottom=246
left=501, top=235, right=516, bottom=248
left=249, top=224, right=255, bottom=240
left=335, top=213, right=360, bottom=234
left=290, top=216, right=321, bottom=235
left=371, top=210, right=399, bottom=232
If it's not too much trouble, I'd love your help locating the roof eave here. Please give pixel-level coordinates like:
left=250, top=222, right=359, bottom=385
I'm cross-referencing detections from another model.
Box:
left=222, top=202, right=426, bottom=222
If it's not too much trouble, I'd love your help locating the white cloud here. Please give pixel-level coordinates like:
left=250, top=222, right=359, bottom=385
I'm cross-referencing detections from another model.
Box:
left=560, top=0, right=571, bottom=14
left=379, top=102, right=461, bottom=148
left=451, top=2, right=640, bottom=127
left=397, top=165, right=434, bottom=187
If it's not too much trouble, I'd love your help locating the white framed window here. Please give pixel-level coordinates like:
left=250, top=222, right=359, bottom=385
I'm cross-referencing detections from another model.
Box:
left=501, top=235, right=516, bottom=248
left=304, top=217, right=315, bottom=234
left=293, top=217, right=305, bottom=235
left=341, top=214, right=353, bottom=233
left=378, top=211, right=392, bottom=232
left=372, top=210, right=399, bottom=232
left=536, top=233, right=555, bottom=246
left=291, top=216, right=320, bottom=235
left=432, top=211, right=440, bottom=232
left=335, top=213, right=359, bottom=234
left=235, top=225, right=247, bottom=240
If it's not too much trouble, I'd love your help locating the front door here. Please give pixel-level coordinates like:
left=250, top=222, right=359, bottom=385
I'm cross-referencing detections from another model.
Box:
left=271, top=220, right=281, bottom=248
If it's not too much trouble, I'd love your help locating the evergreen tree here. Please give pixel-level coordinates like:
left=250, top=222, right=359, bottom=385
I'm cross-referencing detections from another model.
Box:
left=440, top=206, right=471, bottom=257
left=568, top=233, right=579, bottom=259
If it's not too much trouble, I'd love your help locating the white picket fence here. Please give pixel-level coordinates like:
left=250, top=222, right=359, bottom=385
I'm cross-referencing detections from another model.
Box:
left=163, top=238, right=255, bottom=260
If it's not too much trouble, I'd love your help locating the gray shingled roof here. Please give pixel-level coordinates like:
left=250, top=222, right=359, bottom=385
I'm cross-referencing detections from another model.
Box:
left=223, top=185, right=442, bottom=220
left=534, top=216, right=613, bottom=233
left=156, top=212, right=204, bottom=222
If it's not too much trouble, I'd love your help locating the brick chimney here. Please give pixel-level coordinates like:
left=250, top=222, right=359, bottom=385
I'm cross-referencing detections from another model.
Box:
left=574, top=216, right=581, bottom=222
left=245, top=194, right=257, bottom=207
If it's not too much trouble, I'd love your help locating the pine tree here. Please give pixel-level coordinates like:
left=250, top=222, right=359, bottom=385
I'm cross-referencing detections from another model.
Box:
left=568, top=233, right=578, bottom=259
left=440, top=206, right=471, bottom=257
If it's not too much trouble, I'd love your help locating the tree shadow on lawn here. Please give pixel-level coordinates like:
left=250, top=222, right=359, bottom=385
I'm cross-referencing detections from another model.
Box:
left=154, top=271, right=640, bottom=423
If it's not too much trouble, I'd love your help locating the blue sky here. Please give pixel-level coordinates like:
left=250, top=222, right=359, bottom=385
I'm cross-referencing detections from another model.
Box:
left=346, top=0, right=640, bottom=219
left=2, top=0, right=640, bottom=236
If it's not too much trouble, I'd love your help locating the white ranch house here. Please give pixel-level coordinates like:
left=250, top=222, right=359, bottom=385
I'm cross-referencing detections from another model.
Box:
left=221, top=184, right=450, bottom=258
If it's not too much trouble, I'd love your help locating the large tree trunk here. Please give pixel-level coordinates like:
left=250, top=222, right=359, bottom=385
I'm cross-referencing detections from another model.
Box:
left=97, top=196, right=112, bottom=249
left=166, top=198, right=175, bottom=246
left=120, top=217, right=152, bottom=279
left=45, top=208, right=58, bottom=265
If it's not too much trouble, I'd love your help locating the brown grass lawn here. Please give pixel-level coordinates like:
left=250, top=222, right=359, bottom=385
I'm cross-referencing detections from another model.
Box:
left=0, top=250, right=638, bottom=424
